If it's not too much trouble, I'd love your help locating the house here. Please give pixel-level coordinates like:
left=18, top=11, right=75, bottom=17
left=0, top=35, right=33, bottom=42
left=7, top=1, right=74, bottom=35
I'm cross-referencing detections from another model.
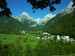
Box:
left=21, top=30, right=26, bottom=35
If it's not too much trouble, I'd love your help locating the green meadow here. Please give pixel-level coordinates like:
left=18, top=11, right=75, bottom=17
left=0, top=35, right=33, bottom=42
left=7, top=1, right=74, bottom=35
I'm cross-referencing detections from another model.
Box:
left=0, top=34, right=39, bottom=49
left=0, top=33, right=75, bottom=56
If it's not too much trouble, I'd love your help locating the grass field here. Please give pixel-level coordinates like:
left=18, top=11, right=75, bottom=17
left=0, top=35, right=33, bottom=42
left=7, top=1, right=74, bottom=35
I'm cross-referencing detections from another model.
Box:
left=0, top=33, right=39, bottom=49
left=0, top=34, right=75, bottom=56
left=52, top=53, right=75, bottom=56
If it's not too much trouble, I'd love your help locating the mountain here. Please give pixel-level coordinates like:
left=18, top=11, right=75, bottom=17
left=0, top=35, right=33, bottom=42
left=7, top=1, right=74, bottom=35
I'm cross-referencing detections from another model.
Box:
left=16, top=12, right=37, bottom=27
left=60, top=1, right=75, bottom=16
left=16, top=12, right=55, bottom=29
left=42, top=14, right=56, bottom=25
left=44, top=1, right=75, bottom=38
left=45, top=1, right=75, bottom=29
left=0, top=16, right=26, bottom=34
left=16, top=12, right=42, bottom=31
left=44, top=13, right=75, bottom=38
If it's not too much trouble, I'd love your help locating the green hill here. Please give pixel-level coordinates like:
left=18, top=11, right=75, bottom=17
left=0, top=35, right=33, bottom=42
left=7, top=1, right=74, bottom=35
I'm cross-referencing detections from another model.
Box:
left=0, top=16, right=26, bottom=34
left=44, top=13, right=75, bottom=38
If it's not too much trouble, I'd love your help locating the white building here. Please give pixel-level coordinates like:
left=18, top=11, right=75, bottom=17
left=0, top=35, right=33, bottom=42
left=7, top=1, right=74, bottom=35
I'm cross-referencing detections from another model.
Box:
left=21, top=30, right=26, bottom=34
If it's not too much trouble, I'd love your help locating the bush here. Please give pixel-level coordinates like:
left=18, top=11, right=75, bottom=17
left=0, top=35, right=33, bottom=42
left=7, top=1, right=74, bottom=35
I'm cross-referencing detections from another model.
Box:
left=0, top=44, right=22, bottom=56
left=24, top=43, right=32, bottom=56
left=34, top=41, right=51, bottom=56
left=70, top=42, right=75, bottom=53
left=0, top=37, right=75, bottom=56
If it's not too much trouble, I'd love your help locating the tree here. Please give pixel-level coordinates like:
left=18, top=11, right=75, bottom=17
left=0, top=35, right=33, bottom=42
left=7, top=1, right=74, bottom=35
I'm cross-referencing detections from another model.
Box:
left=27, top=0, right=75, bottom=12
left=0, top=0, right=12, bottom=17
left=27, top=0, right=61, bottom=12
left=72, top=0, right=75, bottom=7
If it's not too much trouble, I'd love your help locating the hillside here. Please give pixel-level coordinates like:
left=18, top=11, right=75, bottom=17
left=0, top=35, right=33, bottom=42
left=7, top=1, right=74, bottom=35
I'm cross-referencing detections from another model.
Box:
left=44, top=1, right=75, bottom=38
left=0, top=16, right=26, bottom=34
left=44, top=13, right=75, bottom=38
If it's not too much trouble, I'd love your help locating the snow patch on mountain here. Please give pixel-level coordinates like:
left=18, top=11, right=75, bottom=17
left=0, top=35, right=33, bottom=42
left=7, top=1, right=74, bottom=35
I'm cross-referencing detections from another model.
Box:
left=16, top=12, right=55, bottom=27
left=60, top=1, right=75, bottom=15
left=17, top=12, right=34, bottom=23
left=35, top=14, right=55, bottom=24
left=43, top=14, right=56, bottom=22
left=35, top=18, right=43, bottom=24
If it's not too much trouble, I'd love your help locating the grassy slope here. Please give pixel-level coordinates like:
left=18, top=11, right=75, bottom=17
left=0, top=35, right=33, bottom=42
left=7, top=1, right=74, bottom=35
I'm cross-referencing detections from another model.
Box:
left=0, top=34, right=39, bottom=49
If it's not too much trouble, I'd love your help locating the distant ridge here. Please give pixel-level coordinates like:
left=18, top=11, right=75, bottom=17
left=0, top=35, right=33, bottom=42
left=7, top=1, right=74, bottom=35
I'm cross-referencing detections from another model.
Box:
left=16, top=12, right=55, bottom=27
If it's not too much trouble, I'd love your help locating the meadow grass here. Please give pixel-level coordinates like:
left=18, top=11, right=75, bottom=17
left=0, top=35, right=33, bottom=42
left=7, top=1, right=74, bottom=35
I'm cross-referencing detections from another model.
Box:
left=52, top=53, right=75, bottom=56
left=0, top=33, right=39, bottom=49
left=0, top=34, right=75, bottom=56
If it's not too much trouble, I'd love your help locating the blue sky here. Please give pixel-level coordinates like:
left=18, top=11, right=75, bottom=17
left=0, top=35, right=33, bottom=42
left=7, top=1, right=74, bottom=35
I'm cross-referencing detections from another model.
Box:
left=7, top=0, right=71, bottom=19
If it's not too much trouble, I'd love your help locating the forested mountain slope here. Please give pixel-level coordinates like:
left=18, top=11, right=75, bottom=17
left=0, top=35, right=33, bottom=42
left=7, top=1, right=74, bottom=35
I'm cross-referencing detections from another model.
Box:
left=0, top=16, right=26, bottom=34
left=44, top=13, right=75, bottom=38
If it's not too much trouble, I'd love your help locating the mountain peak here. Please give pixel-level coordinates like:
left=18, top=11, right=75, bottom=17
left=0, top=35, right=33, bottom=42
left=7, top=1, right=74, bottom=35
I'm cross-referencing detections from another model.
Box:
left=21, top=12, right=30, bottom=17
left=60, top=1, right=75, bottom=15
left=67, top=1, right=73, bottom=8
left=21, top=12, right=28, bottom=15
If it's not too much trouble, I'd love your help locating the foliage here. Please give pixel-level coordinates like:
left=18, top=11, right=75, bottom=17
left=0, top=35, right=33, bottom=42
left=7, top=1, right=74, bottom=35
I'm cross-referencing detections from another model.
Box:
left=27, top=0, right=61, bottom=12
left=24, top=43, right=32, bottom=56
left=0, top=34, right=75, bottom=56
left=0, top=0, right=75, bottom=16
left=27, top=0, right=75, bottom=12
left=70, top=42, right=75, bottom=53
left=0, top=44, right=23, bottom=56
left=34, top=39, right=75, bottom=56
left=72, top=0, right=75, bottom=7
left=0, top=0, right=12, bottom=17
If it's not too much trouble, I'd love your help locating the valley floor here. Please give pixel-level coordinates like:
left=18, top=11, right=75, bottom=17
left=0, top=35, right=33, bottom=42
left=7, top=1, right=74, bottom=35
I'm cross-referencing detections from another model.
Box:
left=0, top=33, right=75, bottom=56
left=0, top=33, right=39, bottom=49
left=52, top=53, right=75, bottom=56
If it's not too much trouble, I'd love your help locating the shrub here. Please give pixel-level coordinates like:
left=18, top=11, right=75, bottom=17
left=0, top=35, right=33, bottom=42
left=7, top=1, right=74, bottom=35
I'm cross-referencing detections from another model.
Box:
left=24, top=43, right=32, bottom=56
